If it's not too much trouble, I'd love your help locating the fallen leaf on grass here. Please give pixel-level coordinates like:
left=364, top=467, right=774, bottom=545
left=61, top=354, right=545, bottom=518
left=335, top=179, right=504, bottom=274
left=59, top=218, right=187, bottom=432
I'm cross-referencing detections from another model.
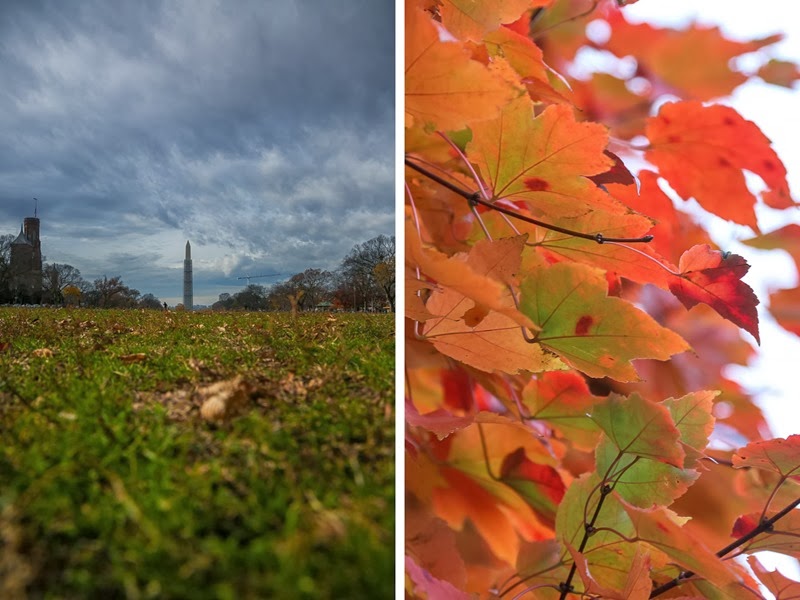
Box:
left=119, top=353, right=147, bottom=363
left=280, top=372, right=324, bottom=398
left=31, top=348, right=54, bottom=358
left=0, top=342, right=10, bottom=353
left=198, top=376, right=252, bottom=423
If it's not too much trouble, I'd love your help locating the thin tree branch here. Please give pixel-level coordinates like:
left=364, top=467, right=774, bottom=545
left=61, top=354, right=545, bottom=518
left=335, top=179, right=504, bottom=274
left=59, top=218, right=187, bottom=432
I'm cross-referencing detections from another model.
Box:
left=405, top=157, right=654, bottom=245
left=558, top=483, right=614, bottom=599
left=650, top=495, right=800, bottom=598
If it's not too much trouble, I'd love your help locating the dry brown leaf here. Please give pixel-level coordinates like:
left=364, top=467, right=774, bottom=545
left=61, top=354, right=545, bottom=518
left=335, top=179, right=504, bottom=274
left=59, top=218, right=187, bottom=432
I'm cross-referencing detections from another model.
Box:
left=31, top=348, right=54, bottom=358
left=119, top=353, right=147, bottom=363
left=198, top=376, right=252, bottom=423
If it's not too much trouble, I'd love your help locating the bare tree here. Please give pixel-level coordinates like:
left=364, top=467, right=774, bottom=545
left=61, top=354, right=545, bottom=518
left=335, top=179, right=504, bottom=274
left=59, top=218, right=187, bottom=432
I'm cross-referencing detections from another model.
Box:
left=341, top=235, right=395, bottom=311
left=0, top=234, right=13, bottom=303
left=42, top=263, right=87, bottom=304
left=89, top=276, right=140, bottom=308
left=138, top=293, right=163, bottom=309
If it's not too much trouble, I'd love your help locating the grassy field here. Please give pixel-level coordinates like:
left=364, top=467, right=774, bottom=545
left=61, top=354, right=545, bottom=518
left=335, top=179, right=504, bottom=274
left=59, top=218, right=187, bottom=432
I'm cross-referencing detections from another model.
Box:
left=0, top=307, right=394, bottom=599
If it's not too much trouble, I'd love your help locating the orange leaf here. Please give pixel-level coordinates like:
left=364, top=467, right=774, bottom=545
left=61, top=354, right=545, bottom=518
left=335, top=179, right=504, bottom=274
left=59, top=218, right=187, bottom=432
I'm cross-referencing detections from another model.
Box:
left=424, top=285, right=564, bottom=374
left=522, top=371, right=601, bottom=451
left=668, top=244, right=760, bottom=343
left=747, top=555, right=800, bottom=599
left=568, top=544, right=652, bottom=600
left=405, top=4, right=516, bottom=130
left=468, top=96, right=628, bottom=219
left=646, top=101, right=795, bottom=229
left=732, top=435, right=800, bottom=480
left=407, top=220, right=536, bottom=330
left=484, top=26, right=570, bottom=105
left=608, top=170, right=714, bottom=266
left=604, top=11, right=781, bottom=100
left=757, top=59, right=800, bottom=89
left=439, top=0, right=533, bottom=42
left=622, top=503, right=741, bottom=591
left=768, top=287, right=800, bottom=337
left=743, top=224, right=800, bottom=273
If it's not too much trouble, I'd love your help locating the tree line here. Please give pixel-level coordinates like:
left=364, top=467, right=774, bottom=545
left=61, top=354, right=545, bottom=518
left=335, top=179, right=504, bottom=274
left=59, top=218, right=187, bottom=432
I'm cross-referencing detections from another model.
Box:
left=0, top=233, right=394, bottom=312
left=211, top=234, right=395, bottom=312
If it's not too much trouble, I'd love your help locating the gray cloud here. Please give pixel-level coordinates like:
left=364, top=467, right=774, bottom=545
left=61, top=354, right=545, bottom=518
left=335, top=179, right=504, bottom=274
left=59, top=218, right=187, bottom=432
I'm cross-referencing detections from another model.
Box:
left=0, top=0, right=394, bottom=304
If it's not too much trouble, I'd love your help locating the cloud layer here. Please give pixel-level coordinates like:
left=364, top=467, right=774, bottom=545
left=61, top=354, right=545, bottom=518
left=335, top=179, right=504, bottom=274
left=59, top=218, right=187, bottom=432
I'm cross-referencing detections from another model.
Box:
left=0, top=0, right=395, bottom=304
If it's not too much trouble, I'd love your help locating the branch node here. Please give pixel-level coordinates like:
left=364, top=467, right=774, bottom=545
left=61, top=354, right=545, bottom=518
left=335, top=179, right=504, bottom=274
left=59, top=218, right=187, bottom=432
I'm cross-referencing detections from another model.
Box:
left=584, top=523, right=596, bottom=535
left=601, top=483, right=612, bottom=495
left=558, top=582, right=574, bottom=593
left=468, top=192, right=481, bottom=207
left=595, top=233, right=604, bottom=244
left=760, top=519, right=774, bottom=533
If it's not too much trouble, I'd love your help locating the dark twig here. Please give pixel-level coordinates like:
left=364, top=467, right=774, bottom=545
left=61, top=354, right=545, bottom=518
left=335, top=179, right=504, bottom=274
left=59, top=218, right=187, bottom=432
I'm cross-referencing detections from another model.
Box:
left=650, top=495, right=800, bottom=598
left=405, top=157, right=653, bottom=245
left=558, top=483, right=614, bottom=599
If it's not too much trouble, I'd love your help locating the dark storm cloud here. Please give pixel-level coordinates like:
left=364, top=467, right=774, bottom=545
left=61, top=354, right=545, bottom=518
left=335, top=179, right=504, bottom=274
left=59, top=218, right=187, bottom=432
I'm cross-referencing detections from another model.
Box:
left=0, top=0, right=394, bottom=303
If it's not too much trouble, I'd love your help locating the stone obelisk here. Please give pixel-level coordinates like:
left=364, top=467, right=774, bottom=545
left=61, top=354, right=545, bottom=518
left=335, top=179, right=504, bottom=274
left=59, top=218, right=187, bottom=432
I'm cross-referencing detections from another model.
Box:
left=183, top=240, right=193, bottom=311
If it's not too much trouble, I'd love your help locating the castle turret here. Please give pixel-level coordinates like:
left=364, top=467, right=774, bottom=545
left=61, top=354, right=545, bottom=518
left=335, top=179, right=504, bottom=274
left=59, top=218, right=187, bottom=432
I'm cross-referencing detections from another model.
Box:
left=10, top=211, right=43, bottom=302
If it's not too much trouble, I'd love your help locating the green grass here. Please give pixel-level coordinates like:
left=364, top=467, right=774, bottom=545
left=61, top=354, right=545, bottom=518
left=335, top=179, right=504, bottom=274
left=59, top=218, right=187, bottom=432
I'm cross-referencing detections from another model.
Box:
left=0, top=308, right=394, bottom=599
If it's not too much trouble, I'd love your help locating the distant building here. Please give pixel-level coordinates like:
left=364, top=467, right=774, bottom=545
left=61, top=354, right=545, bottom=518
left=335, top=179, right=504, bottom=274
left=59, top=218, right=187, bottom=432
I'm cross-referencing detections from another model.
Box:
left=9, top=211, right=43, bottom=303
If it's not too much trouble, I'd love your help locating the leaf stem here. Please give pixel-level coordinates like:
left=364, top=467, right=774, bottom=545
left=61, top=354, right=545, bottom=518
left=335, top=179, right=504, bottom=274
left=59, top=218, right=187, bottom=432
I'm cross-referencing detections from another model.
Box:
left=649, top=495, right=800, bottom=598
left=405, top=157, right=654, bottom=244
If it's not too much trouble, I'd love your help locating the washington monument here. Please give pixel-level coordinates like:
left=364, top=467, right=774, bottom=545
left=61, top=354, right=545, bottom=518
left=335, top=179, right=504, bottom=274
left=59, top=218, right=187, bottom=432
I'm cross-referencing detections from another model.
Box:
left=183, top=240, right=193, bottom=310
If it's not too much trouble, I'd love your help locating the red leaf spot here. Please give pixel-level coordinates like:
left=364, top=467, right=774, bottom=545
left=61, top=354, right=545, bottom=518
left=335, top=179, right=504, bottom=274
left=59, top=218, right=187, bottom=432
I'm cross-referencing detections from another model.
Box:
left=524, top=177, right=550, bottom=192
left=575, top=315, right=594, bottom=336
left=667, top=135, right=681, bottom=143
left=657, top=521, right=670, bottom=534
left=718, top=157, right=731, bottom=167
left=723, top=117, right=736, bottom=126
left=762, top=159, right=776, bottom=171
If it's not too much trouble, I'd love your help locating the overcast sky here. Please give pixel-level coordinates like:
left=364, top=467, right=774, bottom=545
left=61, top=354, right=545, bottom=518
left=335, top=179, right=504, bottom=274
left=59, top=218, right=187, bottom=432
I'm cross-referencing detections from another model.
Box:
left=0, top=0, right=394, bottom=305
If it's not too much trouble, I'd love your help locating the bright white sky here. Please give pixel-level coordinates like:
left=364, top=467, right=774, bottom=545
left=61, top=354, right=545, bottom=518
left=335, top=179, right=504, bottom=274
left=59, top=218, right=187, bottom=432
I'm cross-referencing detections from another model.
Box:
left=617, top=1, right=800, bottom=439
left=623, top=0, right=800, bottom=588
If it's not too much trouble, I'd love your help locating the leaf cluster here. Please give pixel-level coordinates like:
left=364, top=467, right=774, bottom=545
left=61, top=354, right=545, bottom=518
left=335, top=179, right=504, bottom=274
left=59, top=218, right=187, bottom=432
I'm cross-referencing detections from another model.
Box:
left=405, top=1, right=800, bottom=598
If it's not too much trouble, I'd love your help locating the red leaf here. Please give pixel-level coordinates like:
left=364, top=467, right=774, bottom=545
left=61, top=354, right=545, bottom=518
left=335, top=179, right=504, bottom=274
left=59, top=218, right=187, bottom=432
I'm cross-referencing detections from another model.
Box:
left=405, top=556, right=471, bottom=600
left=587, top=150, right=636, bottom=187
left=668, top=245, right=760, bottom=343
left=731, top=513, right=758, bottom=539
left=405, top=397, right=475, bottom=440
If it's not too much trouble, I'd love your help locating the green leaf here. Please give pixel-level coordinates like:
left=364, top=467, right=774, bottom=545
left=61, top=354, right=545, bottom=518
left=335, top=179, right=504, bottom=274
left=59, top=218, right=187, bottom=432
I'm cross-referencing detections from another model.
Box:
left=519, top=262, right=690, bottom=382
left=555, top=473, right=638, bottom=592
left=662, top=390, right=718, bottom=468
left=595, top=437, right=698, bottom=508
left=591, top=393, right=685, bottom=467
